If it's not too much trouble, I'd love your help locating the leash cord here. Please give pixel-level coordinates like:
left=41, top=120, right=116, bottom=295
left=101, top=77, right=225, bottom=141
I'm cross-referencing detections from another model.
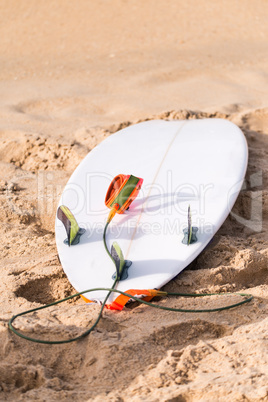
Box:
left=8, top=222, right=253, bottom=344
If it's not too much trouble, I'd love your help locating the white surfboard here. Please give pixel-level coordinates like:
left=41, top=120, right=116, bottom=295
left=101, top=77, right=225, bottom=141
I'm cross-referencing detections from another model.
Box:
left=55, top=119, right=248, bottom=306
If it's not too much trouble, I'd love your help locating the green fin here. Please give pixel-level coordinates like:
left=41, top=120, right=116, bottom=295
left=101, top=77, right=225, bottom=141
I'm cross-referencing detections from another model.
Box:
left=188, top=205, right=192, bottom=245
left=57, top=205, right=81, bottom=246
left=182, top=205, right=198, bottom=245
left=111, top=242, right=125, bottom=280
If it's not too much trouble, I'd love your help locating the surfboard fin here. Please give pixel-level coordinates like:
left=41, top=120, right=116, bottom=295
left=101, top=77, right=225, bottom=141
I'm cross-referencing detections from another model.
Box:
left=57, top=205, right=86, bottom=246
left=111, top=242, right=132, bottom=281
left=182, top=205, right=198, bottom=245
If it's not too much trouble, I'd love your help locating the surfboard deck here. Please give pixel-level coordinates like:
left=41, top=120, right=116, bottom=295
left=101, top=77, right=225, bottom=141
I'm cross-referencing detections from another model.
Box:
left=55, top=119, right=248, bottom=305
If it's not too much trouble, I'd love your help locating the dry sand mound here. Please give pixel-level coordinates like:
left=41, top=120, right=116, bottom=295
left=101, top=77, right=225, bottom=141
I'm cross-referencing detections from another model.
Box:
left=0, top=108, right=267, bottom=401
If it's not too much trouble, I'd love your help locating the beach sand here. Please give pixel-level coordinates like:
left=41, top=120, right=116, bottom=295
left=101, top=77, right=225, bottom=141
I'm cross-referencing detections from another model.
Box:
left=0, top=0, right=268, bottom=400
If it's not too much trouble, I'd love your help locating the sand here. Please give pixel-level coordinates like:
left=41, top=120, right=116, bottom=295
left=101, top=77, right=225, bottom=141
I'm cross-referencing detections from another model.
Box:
left=0, top=0, right=268, bottom=400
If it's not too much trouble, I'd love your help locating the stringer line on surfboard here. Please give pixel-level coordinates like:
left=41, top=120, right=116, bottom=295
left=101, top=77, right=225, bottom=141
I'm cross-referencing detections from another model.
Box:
left=125, top=121, right=187, bottom=259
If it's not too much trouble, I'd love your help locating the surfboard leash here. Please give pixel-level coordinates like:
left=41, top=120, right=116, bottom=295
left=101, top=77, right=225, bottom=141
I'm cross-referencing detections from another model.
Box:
left=8, top=174, right=254, bottom=344
left=8, top=284, right=253, bottom=345
left=8, top=217, right=253, bottom=345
